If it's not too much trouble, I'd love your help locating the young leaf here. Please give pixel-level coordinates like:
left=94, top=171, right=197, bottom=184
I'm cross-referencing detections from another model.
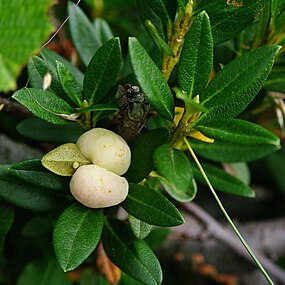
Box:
left=9, top=159, right=69, bottom=192
left=41, top=143, right=91, bottom=176
left=195, top=0, right=267, bottom=44
left=129, top=37, right=174, bottom=121
left=12, top=88, right=74, bottom=125
left=93, top=18, right=114, bottom=44
left=125, top=128, right=170, bottom=183
left=83, top=38, right=122, bottom=103
left=122, top=183, right=185, bottom=227
left=153, top=144, right=197, bottom=202
left=54, top=203, right=103, bottom=272
left=178, top=11, right=213, bottom=97
left=56, top=61, right=83, bottom=106
left=17, top=258, right=72, bottom=285
left=192, top=162, right=254, bottom=197
left=102, top=218, right=163, bottom=285
left=0, top=169, right=57, bottom=212
left=198, top=45, right=281, bottom=124
left=68, top=2, right=101, bottom=66
left=0, top=207, right=14, bottom=256
left=129, top=215, right=153, bottom=239
left=17, top=117, right=84, bottom=144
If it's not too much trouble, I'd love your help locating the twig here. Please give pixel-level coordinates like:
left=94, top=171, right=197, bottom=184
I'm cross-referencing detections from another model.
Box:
left=182, top=202, right=285, bottom=284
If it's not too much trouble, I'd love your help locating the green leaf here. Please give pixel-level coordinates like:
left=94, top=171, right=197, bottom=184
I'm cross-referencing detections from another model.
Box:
left=54, top=203, right=103, bottom=272
left=0, top=169, right=57, bottom=212
left=122, top=184, right=184, bottom=227
left=197, top=119, right=280, bottom=146
left=224, top=162, right=251, bottom=185
left=41, top=143, right=91, bottom=176
left=56, top=61, right=83, bottom=106
left=83, top=38, right=122, bottom=103
left=153, top=144, right=197, bottom=202
left=41, top=48, right=84, bottom=86
left=177, top=0, right=188, bottom=14
left=102, top=218, right=162, bottom=285
left=0, top=207, right=14, bottom=256
left=68, top=2, right=101, bottom=66
left=129, top=215, right=153, bottom=239
left=192, top=162, right=254, bottom=197
left=17, top=117, right=84, bottom=144
left=198, top=45, right=281, bottom=124
left=0, top=0, right=53, bottom=92
left=93, top=18, right=114, bottom=44
left=17, top=258, right=72, bottom=285
left=78, top=104, right=118, bottom=113
left=178, top=11, right=213, bottom=97
left=12, top=88, right=74, bottom=124
left=195, top=0, right=267, bottom=44
left=125, top=128, right=170, bottom=183
left=129, top=37, right=174, bottom=121
left=9, top=159, right=69, bottom=192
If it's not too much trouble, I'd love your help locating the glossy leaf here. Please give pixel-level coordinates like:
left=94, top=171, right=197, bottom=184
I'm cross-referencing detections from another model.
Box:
left=195, top=0, right=267, bottom=44
left=153, top=144, right=197, bottom=202
left=125, top=128, right=170, bottom=183
left=0, top=169, right=56, bottom=212
left=12, top=88, right=74, bottom=124
left=17, top=117, right=84, bottom=144
left=9, top=159, right=69, bottom=192
left=197, top=119, right=280, bottom=146
left=83, top=38, right=122, bottom=103
left=198, top=45, right=280, bottom=124
left=193, top=162, right=254, bottom=197
left=54, top=203, right=103, bottom=271
left=129, top=37, right=174, bottom=121
left=129, top=215, right=153, bottom=239
left=93, top=18, right=114, bottom=44
left=68, top=2, right=101, bottom=66
left=102, top=218, right=162, bottom=285
left=41, top=143, right=91, bottom=176
left=178, top=11, right=213, bottom=97
left=0, top=207, right=14, bottom=256
left=122, top=183, right=184, bottom=227
left=17, top=258, right=72, bottom=285
left=56, top=61, right=83, bottom=106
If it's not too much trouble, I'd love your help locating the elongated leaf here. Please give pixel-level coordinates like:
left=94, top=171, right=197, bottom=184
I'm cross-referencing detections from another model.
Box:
left=78, top=104, right=118, bottom=113
left=129, top=37, right=174, bottom=121
left=68, top=2, right=101, bottom=66
left=122, top=184, right=184, bottom=226
left=129, top=215, right=152, bottom=239
left=178, top=11, right=213, bottom=97
left=0, top=0, right=53, bottom=92
left=102, top=218, right=162, bottom=285
left=93, top=18, right=114, bottom=44
left=17, top=258, right=72, bottom=285
left=0, top=169, right=56, bottom=212
left=83, top=38, right=122, bottom=103
left=192, top=162, right=254, bottom=197
left=198, top=45, right=280, bottom=124
left=42, top=143, right=90, bottom=176
left=0, top=207, right=14, bottom=256
left=9, top=159, right=69, bottom=192
left=197, top=119, right=280, bottom=146
left=54, top=203, right=103, bottom=271
left=13, top=88, right=74, bottom=124
left=153, top=144, right=197, bottom=202
left=125, top=128, right=170, bottom=183
left=56, top=61, right=82, bottom=106
left=17, top=117, right=84, bottom=144
left=195, top=0, right=267, bottom=44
